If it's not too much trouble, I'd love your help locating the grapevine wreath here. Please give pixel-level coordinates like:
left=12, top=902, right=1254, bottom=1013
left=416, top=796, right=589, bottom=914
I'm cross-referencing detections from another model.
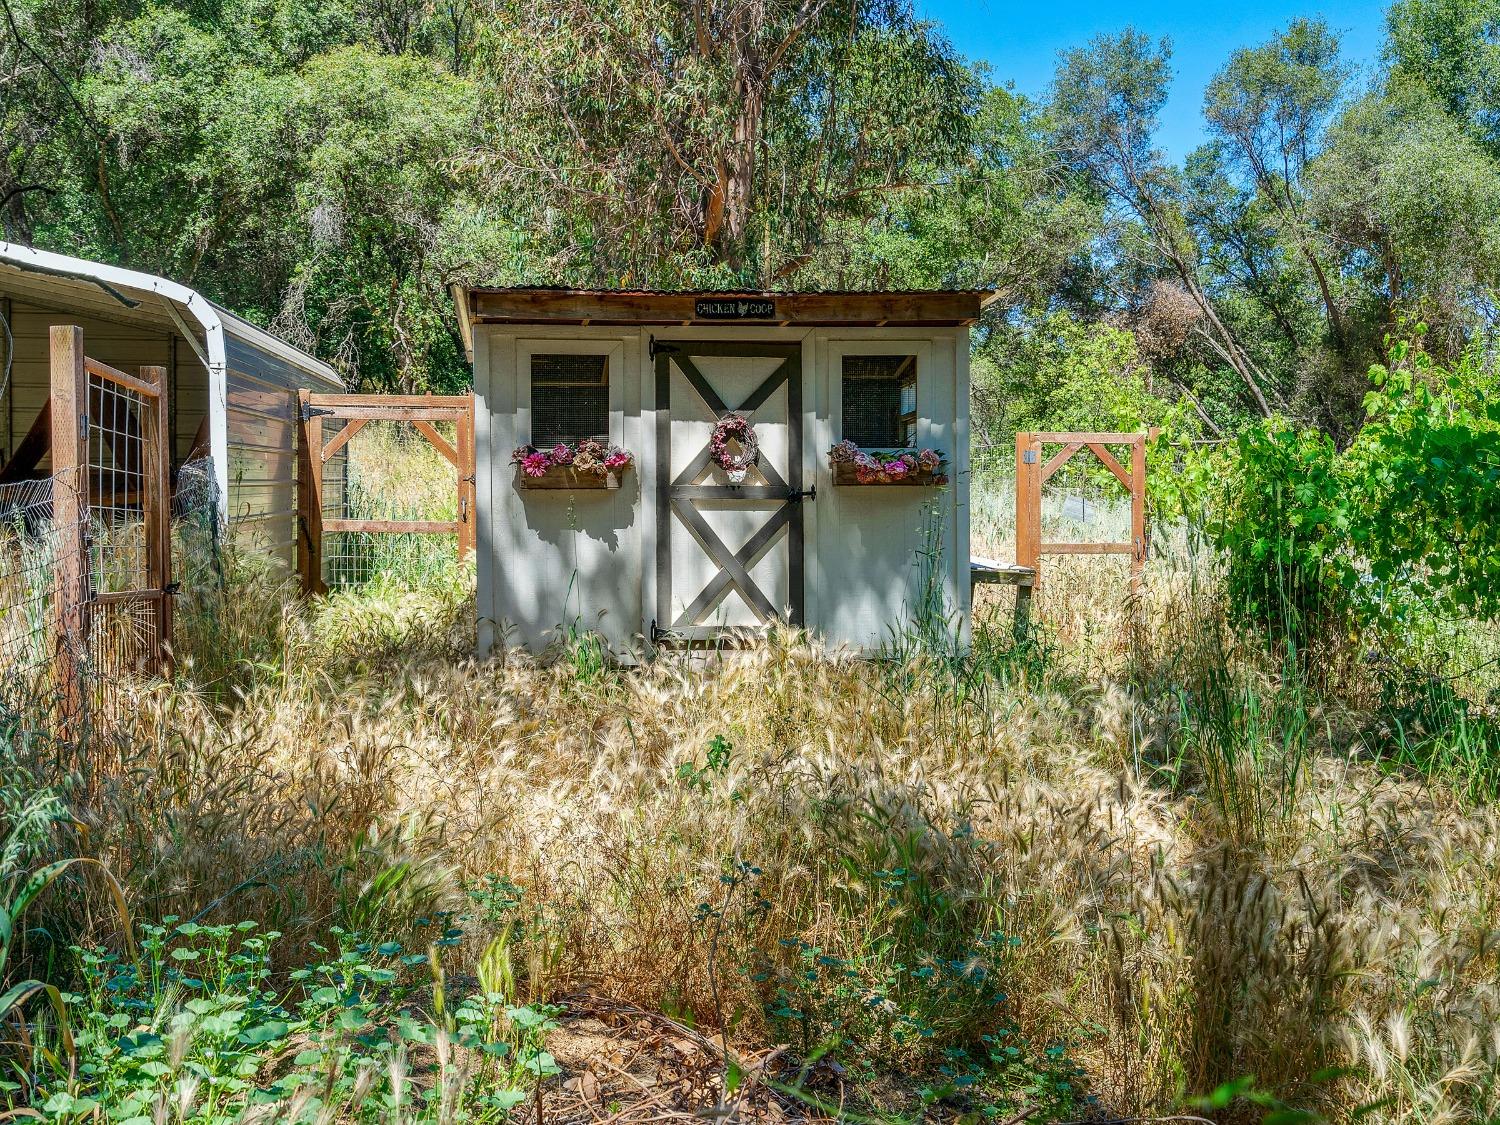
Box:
left=709, top=412, right=759, bottom=483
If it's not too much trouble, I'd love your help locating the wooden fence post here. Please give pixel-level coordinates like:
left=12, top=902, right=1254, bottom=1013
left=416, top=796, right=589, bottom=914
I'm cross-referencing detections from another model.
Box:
left=50, top=325, right=88, bottom=734
left=1129, top=432, right=1148, bottom=598
left=141, top=365, right=172, bottom=675
left=1014, top=430, right=1042, bottom=633
left=296, top=389, right=325, bottom=595
left=456, top=396, right=475, bottom=561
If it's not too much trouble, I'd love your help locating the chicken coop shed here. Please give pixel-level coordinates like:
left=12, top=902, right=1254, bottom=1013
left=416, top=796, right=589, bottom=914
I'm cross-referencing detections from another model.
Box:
left=455, top=287, right=990, bottom=657
left=0, top=242, right=343, bottom=565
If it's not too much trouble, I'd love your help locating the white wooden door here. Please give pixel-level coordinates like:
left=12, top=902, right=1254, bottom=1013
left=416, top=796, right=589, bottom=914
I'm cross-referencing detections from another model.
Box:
left=653, top=341, right=806, bottom=643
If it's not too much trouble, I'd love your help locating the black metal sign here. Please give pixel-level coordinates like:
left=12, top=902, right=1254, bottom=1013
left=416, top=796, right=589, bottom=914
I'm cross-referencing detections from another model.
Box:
left=695, top=298, right=776, bottom=320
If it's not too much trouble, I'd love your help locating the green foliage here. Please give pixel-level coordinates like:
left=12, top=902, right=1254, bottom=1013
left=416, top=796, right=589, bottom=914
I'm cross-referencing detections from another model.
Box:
left=1208, top=420, right=1348, bottom=648
left=1208, top=332, right=1500, bottom=649
left=1346, top=334, right=1500, bottom=620
left=25, top=919, right=559, bottom=1121
left=1386, top=0, right=1500, bottom=154
left=976, top=312, right=1193, bottom=440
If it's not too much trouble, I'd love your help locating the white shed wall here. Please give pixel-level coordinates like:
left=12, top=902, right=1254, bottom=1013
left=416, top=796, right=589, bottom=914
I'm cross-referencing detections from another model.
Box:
left=475, top=323, right=970, bottom=657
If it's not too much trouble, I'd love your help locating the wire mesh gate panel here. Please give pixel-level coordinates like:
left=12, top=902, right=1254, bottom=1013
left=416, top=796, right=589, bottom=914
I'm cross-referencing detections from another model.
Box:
left=1013, top=430, right=1154, bottom=604
left=0, top=473, right=84, bottom=713
left=0, top=325, right=174, bottom=733
left=297, top=393, right=475, bottom=592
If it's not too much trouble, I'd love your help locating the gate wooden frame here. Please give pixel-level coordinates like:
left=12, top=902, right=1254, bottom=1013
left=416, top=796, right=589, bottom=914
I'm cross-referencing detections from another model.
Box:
left=48, top=324, right=174, bottom=730
left=296, top=392, right=476, bottom=595
left=652, top=340, right=807, bottom=644
left=1014, top=430, right=1155, bottom=601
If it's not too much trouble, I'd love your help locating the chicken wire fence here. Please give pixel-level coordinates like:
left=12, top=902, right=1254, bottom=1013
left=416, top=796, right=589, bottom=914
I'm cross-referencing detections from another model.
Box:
left=0, top=470, right=85, bottom=720
left=0, top=457, right=220, bottom=738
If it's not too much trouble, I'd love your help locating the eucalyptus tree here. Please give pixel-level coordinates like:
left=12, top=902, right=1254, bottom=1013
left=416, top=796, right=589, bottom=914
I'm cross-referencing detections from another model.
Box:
left=471, top=0, right=976, bottom=284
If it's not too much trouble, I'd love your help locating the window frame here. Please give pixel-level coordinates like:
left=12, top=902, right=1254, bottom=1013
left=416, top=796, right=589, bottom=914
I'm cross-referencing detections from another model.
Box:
left=516, top=339, right=624, bottom=451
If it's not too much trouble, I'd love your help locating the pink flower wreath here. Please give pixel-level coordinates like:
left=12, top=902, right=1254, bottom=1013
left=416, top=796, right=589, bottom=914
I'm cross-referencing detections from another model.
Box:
left=709, top=412, right=759, bottom=483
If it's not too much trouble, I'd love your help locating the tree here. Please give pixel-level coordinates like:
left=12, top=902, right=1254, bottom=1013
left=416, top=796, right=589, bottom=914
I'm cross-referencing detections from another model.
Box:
left=472, top=0, right=975, bottom=283
left=1048, top=30, right=1280, bottom=421
left=1203, top=20, right=1349, bottom=352
left=272, top=47, right=477, bottom=392
left=1308, top=89, right=1500, bottom=358
left=1386, top=0, right=1500, bottom=154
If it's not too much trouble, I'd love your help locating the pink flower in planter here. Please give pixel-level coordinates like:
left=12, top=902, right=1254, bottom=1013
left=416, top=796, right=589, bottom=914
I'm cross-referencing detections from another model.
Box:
left=522, top=451, right=552, bottom=477
left=919, top=449, right=942, bottom=471
left=884, top=459, right=909, bottom=480
left=604, top=450, right=631, bottom=472
left=551, top=443, right=575, bottom=465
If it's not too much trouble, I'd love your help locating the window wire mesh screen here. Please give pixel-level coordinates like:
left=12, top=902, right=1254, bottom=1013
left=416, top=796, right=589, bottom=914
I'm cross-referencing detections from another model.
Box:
left=532, top=353, right=608, bottom=446
left=842, top=355, right=916, bottom=447
left=321, top=419, right=461, bottom=589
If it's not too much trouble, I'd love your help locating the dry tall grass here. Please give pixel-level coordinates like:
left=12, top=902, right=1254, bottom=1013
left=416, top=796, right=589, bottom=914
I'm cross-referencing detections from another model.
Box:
left=26, top=542, right=1496, bottom=1123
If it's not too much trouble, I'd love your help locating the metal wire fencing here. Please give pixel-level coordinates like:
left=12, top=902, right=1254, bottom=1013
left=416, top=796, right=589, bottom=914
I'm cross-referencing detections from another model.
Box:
left=0, top=470, right=86, bottom=721
left=319, top=419, right=466, bottom=589
left=0, top=457, right=220, bottom=741
left=86, top=371, right=161, bottom=707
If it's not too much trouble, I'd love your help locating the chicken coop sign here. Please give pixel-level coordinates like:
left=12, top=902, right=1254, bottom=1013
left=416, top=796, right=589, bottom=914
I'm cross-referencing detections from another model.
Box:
left=695, top=298, right=777, bottom=320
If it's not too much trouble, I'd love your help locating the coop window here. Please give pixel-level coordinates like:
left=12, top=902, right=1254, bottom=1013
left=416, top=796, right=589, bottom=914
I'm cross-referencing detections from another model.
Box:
left=841, top=355, right=917, bottom=447
left=531, top=353, right=609, bottom=446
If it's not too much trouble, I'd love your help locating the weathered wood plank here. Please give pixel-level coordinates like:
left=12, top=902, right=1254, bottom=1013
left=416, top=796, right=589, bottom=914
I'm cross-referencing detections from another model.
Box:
left=141, top=364, right=172, bottom=676
left=296, top=389, right=324, bottom=595
left=1039, top=442, right=1083, bottom=483
left=1040, top=542, right=1135, bottom=555
left=468, top=289, right=986, bottom=327
left=1087, top=442, right=1133, bottom=490
left=517, top=466, right=621, bottom=490
left=1030, top=431, right=1146, bottom=445
left=413, top=419, right=459, bottom=467
left=832, top=461, right=947, bottom=486
left=84, top=355, right=160, bottom=398
left=0, top=400, right=51, bottom=482
left=319, top=418, right=368, bottom=463
left=51, top=325, right=89, bottom=736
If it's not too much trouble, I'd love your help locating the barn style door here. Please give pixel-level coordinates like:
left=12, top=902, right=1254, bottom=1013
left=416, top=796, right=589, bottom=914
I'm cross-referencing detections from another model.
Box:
left=653, top=340, right=807, bottom=644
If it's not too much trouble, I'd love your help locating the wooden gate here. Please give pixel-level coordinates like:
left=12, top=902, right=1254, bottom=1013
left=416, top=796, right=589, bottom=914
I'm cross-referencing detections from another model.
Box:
left=296, top=392, right=475, bottom=594
left=653, top=340, right=808, bottom=644
left=48, top=324, right=174, bottom=726
left=1014, top=430, right=1154, bottom=599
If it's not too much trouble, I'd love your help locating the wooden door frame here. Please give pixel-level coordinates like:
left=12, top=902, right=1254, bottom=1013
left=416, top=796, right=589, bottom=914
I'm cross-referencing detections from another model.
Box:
left=652, top=339, right=806, bottom=644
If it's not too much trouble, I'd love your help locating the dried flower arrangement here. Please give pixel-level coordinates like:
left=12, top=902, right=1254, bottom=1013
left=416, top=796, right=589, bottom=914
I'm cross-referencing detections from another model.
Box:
left=828, top=439, right=947, bottom=485
left=512, top=440, right=633, bottom=489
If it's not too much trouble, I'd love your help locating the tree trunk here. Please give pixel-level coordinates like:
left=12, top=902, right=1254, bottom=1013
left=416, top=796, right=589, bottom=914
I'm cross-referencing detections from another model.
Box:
left=704, top=85, right=762, bottom=270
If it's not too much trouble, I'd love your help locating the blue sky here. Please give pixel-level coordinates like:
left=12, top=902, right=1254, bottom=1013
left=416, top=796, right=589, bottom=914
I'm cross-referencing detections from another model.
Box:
left=915, top=0, right=1389, bottom=160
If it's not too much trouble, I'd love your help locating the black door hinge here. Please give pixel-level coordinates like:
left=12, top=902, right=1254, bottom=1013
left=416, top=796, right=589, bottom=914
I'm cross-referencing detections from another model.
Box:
left=301, top=404, right=337, bottom=420
left=650, top=338, right=680, bottom=359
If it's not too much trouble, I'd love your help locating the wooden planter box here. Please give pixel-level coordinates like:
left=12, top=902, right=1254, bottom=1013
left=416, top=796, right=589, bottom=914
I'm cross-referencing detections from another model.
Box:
left=518, top=466, right=623, bottom=490
left=832, top=460, right=947, bottom=487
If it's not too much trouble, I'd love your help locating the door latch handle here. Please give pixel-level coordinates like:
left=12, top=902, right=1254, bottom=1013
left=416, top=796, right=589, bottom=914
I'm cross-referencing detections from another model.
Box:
left=790, top=485, right=817, bottom=502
